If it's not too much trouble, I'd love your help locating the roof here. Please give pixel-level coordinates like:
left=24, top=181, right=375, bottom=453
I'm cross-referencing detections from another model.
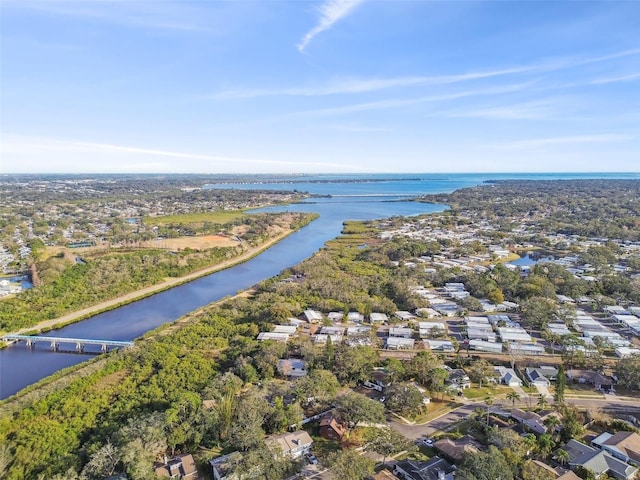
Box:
left=565, top=439, right=638, bottom=479
left=267, top=430, right=313, bottom=455
left=319, top=413, right=347, bottom=437
left=433, top=436, right=480, bottom=461
left=155, top=454, right=198, bottom=479
left=601, top=431, right=640, bottom=464
left=394, top=457, right=455, bottom=480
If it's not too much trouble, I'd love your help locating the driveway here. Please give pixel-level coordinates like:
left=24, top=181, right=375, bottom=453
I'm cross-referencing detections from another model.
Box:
left=534, top=384, right=552, bottom=399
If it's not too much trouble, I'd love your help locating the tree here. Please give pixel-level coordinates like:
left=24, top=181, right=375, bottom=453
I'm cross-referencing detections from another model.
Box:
left=484, top=396, right=494, bottom=426
left=365, top=428, right=414, bottom=466
left=294, top=369, right=340, bottom=404
left=456, top=446, right=514, bottom=480
left=333, top=345, right=379, bottom=385
left=408, top=351, right=441, bottom=386
left=334, top=392, right=385, bottom=430
left=556, top=448, right=570, bottom=466
left=0, top=443, right=13, bottom=479
left=536, top=433, right=554, bottom=459
left=384, top=383, right=425, bottom=417
left=383, top=357, right=406, bottom=384
left=468, top=360, right=496, bottom=388
left=554, top=366, right=566, bottom=404
left=506, top=391, right=520, bottom=406
left=615, top=353, right=640, bottom=391
left=536, top=395, right=548, bottom=410
left=328, top=449, right=374, bottom=480
left=229, top=392, right=267, bottom=451
left=81, top=442, right=122, bottom=480
left=520, top=296, right=556, bottom=329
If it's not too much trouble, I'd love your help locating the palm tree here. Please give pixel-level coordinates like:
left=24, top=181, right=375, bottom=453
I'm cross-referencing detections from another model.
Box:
left=544, top=415, right=561, bottom=439
left=484, top=396, right=494, bottom=426
left=556, top=448, right=570, bottom=466
left=537, top=395, right=549, bottom=410
left=537, top=433, right=554, bottom=459
left=506, top=391, right=520, bottom=406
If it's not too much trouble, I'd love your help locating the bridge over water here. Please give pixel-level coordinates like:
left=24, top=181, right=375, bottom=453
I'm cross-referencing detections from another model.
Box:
left=2, top=334, right=134, bottom=353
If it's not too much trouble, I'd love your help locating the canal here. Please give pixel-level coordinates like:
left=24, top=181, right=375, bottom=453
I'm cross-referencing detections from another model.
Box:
left=0, top=196, right=446, bottom=399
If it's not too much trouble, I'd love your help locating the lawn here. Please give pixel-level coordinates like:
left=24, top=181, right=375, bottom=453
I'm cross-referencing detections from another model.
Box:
left=462, top=385, right=512, bottom=399
left=410, top=400, right=461, bottom=424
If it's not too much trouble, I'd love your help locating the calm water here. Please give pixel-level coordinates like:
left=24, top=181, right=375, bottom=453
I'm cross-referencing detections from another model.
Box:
left=2, top=173, right=638, bottom=399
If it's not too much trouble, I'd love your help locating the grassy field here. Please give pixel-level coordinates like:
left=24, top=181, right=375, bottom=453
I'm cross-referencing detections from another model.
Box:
left=146, top=210, right=246, bottom=225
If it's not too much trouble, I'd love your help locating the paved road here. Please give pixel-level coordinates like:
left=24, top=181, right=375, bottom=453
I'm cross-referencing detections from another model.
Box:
left=389, top=397, right=640, bottom=440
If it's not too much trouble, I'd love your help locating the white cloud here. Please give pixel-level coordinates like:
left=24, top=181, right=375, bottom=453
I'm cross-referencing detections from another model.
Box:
left=590, top=72, right=640, bottom=85
left=211, top=67, right=532, bottom=99
left=0, top=136, right=376, bottom=173
left=481, top=134, right=636, bottom=150
left=297, top=0, right=365, bottom=52
left=285, top=82, right=533, bottom=117
left=212, top=47, right=640, bottom=100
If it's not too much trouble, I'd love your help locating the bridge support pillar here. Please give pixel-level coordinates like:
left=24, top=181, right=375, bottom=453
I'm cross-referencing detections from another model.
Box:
left=76, top=342, right=83, bottom=352
left=26, top=339, right=33, bottom=348
left=101, top=343, right=107, bottom=353
left=51, top=341, right=57, bottom=351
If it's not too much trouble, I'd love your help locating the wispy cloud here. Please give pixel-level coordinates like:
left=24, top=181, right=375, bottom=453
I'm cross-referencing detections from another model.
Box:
left=590, top=72, right=640, bottom=85
left=211, top=67, right=532, bottom=99
left=1, top=136, right=376, bottom=172
left=297, top=0, right=365, bottom=52
left=438, top=99, right=566, bottom=121
left=211, top=47, right=640, bottom=100
left=284, top=82, right=533, bottom=117
left=5, top=1, right=211, bottom=33
left=481, top=134, right=635, bottom=150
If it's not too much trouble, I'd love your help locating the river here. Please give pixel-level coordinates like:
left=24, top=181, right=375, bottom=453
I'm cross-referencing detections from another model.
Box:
left=0, top=195, right=445, bottom=399
left=3, top=172, right=638, bottom=399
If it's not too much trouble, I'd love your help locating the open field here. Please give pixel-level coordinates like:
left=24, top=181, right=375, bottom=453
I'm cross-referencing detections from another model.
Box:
left=142, top=234, right=239, bottom=250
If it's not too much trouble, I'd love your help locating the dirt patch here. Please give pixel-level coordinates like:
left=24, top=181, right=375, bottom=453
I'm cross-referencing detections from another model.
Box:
left=143, top=235, right=239, bottom=251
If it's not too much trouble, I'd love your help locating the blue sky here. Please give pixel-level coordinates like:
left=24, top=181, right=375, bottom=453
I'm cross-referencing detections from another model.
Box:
left=1, top=0, right=639, bottom=174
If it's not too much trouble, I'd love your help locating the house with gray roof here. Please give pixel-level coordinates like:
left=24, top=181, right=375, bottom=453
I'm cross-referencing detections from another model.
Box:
left=564, top=439, right=638, bottom=480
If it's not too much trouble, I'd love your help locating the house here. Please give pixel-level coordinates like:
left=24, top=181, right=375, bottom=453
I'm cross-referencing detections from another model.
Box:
left=469, top=339, right=503, bottom=354
left=566, top=369, right=614, bottom=391
left=389, top=327, right=414, bottom=338
left=433, top=436, right=481, bottom=462
left=372, top=470, right=400, bottom=480
left=510, top=408, right=546, bottom=435
left=386, top=337, right=415, bottom=350
left=266, top=430, right=313, bottom=459
left=418, top=322, right=447, bottom=338
left=423, top=340, right=455, bottom=352
left=525, top=366, right=558, bottom=386
left=277, top=359, right=307, bottom=378
left=444, top=366, right=471, bottom=390
left=564, top=439, right=638, bottom=480
left=319, top=413, right=347, bottom=441
left=303, top=310, right=323, bottom=323
left=257, top=332, right=290, bottom=342
left=393, top=457, right=456, bottom=480
left=369, top=312, right=389, bottom=324
left=592, top=432, right=640, bottom=466
left=210, top=453, right=248, bottom=480
left=494, top=366, right=522, bottom=387
left=155, top=454, right=200, bottom=479
left=509, top=343, right=545, bottom=356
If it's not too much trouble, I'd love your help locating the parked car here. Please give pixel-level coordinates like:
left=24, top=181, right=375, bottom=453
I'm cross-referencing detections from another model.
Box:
left=307, top=454, right=318, bottom=465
